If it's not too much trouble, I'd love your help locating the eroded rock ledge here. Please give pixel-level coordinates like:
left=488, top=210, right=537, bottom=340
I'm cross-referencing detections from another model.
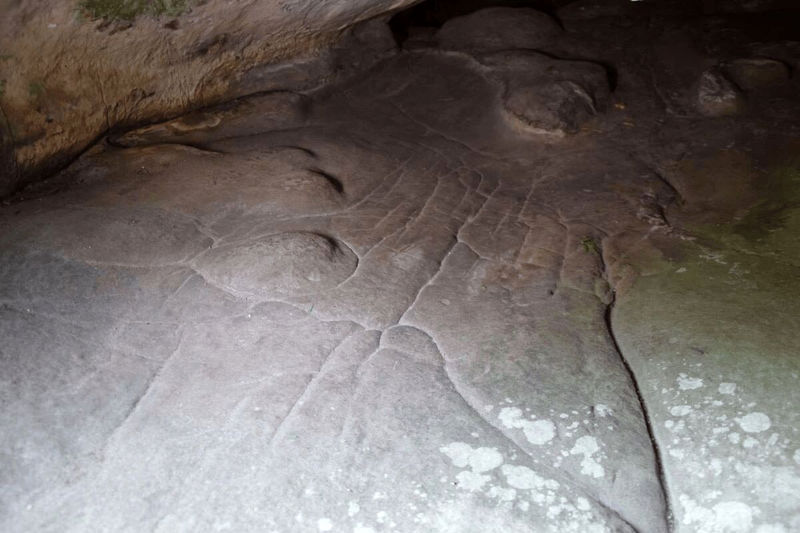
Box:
left=0, top=0, right=417, bottom=195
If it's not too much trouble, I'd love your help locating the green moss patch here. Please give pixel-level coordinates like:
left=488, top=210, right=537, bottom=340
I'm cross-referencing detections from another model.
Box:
left=77, top=0, right=192, bottom=21
left=28, top=81, right=45, bottom=99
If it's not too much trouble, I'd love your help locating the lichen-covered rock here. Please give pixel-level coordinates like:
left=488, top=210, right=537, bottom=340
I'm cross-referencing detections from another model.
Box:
left=695, top=68, right=744, bottom=116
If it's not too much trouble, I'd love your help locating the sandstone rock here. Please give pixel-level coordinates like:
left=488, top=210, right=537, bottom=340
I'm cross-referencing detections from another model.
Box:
left=0, top=0, right=416, bottom=196
left=723, top=57, right=791, bottom=90
left=705, top=0, right=798, bottom=13
left=557, top=0, right=628, bottom=21
left=747, top=41, right=800, bottom=72
left=68, top=143, right=348, bottom=224
left=195, top=232, right=358, bottom=298
left=110, top=91, right=310, bottom=147
left=437, top=7, right=561, bottom=53
left=695, top=68, right=744, bottom=116
left=480, top=51, right=610, bottom=135
left=0, top=205, right=212, bottom=266
left=403, top=27, right=439, bottom=50
left=2, top=5, right=800, bottom=533
left=611, top=150, right=800, bottom=533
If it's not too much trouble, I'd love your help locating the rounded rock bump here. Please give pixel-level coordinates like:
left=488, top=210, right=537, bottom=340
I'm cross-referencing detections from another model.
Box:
left=196, top=231, right=358, bottom=298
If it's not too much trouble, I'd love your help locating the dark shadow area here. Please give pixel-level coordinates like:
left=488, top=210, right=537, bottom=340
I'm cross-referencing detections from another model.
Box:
left=389, top=0, right=572, bottom=45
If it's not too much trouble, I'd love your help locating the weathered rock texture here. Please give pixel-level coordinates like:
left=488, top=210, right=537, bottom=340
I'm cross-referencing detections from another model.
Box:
left=1, top=1, right=800, bottom=532
left=0, top=0, right=418, bottom=195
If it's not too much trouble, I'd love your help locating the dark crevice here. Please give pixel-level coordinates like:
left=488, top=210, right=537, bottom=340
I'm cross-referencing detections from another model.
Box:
left=1, top=128, right=110, bottom=205
left=0, top=101, right=18, bottom=197
left=308, top=168, right=345, bottom=194
left=388, top=0, right=569, bottom=46
left=104, top=136, right=227, bottom=155
left=601, top=278, right=674, bottom=533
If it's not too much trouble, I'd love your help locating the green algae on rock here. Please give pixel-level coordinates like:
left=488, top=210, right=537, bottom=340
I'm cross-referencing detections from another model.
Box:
left=77, top=0, right=193, bottom=21
left=610, top=151, right=800, bottom=533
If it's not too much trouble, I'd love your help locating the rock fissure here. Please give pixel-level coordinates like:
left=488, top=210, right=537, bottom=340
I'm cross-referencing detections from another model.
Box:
left=600, top=252, right=674, bottom=532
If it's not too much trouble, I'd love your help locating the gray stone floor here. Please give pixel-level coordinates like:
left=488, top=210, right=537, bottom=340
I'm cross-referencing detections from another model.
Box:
left=2, top=4, right=799, bottom=532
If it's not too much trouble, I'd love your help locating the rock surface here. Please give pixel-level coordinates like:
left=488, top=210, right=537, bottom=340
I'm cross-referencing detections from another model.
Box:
left=480, top=51, right=610, bottom=135
left=695, top=69, right=744, bottom=117
left=437, top=7, right=562, bottom=52
left=2, top=2, right=800, bottom=533
left=722, top=57, right=792, bottom=91
left=0, top=0, right=415, bottom=195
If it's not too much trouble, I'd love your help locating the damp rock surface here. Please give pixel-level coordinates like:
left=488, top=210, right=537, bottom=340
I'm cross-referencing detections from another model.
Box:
left=1, top=2, right=800, bottom=533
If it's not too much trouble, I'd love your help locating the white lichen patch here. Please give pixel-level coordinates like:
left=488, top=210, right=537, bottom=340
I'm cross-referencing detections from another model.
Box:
left=669, top=448, right=685, bottom=459
left=440, top=442, right=504, bottom=493
left=594, top=404, right=612, bottom=417
left=500, top=464, right=607, bottom=531
left=658, top=371, right=799, bottom=531
left=670, top=405, right=693, bottom=417
left=348, top=501, right=360, bottom=517
left=677, top=374, right=704, bottom=390
left=501, top=464, right=559, bottom=492
left=440, top=442, right=503, bottom=472
left=455, top=470, right=490, bottom=491
left=576, top=497, right=591, bottom=511
left=438, top=435, right=610, bottom=531
left=743, top=437, right=759, bottom=449
left=486, top=485, right=517, bottom=502
left=569, top=436, right=604, bottom=478
left=680, top=495, right=757, bottom=533
left=736, top=412, right=771, bottom=433
left=498, top=406, right=556, bottom=445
